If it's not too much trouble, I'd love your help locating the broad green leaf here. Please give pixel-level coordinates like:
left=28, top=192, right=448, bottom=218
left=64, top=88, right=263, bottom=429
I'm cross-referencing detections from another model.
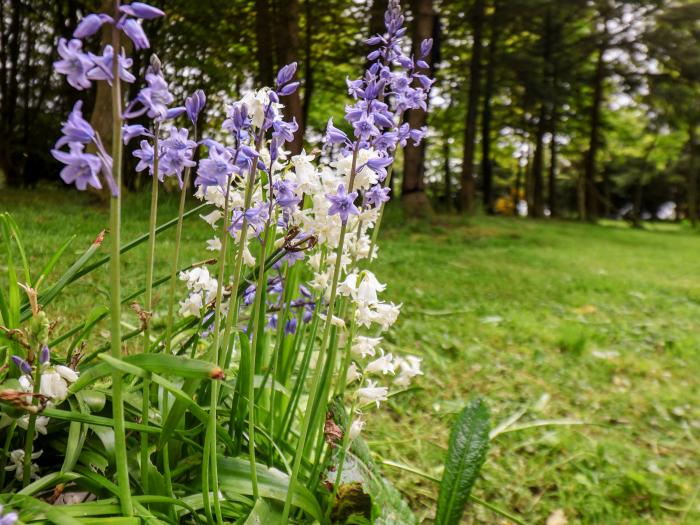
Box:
left=435, top=398, right=491, bottom=525
left=218, top=456, right=323, bottom=523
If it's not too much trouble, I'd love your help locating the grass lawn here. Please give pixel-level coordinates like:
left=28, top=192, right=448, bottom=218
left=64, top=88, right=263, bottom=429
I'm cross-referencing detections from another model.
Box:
left=2, top=187, right=700, bottom=524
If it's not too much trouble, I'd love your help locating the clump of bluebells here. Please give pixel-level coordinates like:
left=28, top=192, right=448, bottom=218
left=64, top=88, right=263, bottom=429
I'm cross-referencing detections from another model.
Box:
left=0, top=0, right=433, bottom=522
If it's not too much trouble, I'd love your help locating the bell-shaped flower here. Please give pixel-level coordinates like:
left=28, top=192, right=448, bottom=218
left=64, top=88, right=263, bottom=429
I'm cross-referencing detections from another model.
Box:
left=53, top=38, right=94, bottom=90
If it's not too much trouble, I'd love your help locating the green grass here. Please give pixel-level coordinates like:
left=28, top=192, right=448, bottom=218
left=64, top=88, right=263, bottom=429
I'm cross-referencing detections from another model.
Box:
left=2, top=187, right=700, bottom=524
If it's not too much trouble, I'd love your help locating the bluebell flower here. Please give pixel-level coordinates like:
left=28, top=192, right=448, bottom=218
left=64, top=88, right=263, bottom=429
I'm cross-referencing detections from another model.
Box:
left=133, top=139, right=157, bottom=177
left=55, top=101, right=95, bottom=148
left=121, top=18, right=150, bottom=50
left=87, top=45, right=136, bottom=85
left=365, top=184, right=391, bottom=207
left=74, top=13, right=113, bottom=38
left=353, top=114, right=379, bottom=141
left=51, top=144, right=103, bottom=191
left=285, top=318, right=298, bottom=335
left=325, top=118, right=348, bottom=146
left=11, top=355, right=32, bottom=374
left=122, top=124, right=150, bottom=145
left=367, top=155, right=393, bottom=181
left=326, top=184, right=360, bottom=223
left=125, top=69, right=174, bottom=121
left=243, top=284, right=256, bottom=306
left=0, top=504, right=18, bottom=525
left=53, top=38, right=93, bottom=90
left=39, top=345, right=51, bottom=365
left=196, top=147, right=236, bottom=189
left=186, top=89, right=206, bottom=125
left=120, top=2, right=165, bottom=19
left=274, top=179, right=301, bottom=212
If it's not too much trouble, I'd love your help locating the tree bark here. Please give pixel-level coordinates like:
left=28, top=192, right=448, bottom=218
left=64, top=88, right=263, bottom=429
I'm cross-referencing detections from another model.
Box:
left=256, top=0, right=275, bottom=86
left=402, top=0, right=436, bottom=217
left=480, top=0, right=499, bottom=215
left=688, top=123, right=698, bottom=226
left=583, top=38, right=607, bottom=221
left=531, top=106, right=547, bottom=218
left=300, top=0, right=315, bottom=141
left=443, top=134, right=452, bottom=212
left=459, top=0, right=485, bottom=213
left=275, top=0, right=304, bottom=155
left=548, top=121, right=558, bottom=217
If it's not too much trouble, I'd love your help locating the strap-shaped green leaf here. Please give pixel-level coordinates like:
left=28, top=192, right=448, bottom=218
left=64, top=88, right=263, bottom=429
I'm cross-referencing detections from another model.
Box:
left=435, top=398, right=490, bottom=525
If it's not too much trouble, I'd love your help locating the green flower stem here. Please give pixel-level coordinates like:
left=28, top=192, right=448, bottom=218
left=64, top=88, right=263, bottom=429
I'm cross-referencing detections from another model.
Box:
left=279, top=287, right=323, bottom=442
left=0, top=420, right=16, bottom=488
left=281, top=144, right=360, bottom=523
left=109, top=2, right=132, bottom=515
left=367, top=163, right=395, bottom=261
left=140, top=125, right=160, bottom=494
left=335, top=311, right=357, bottom=399
left=202, top=174, right=233, bottom=525
left=163, top=127, right=196, bottom=355
left=21, top=362, right=42, bottom=487
left=327, top=399, right=358, bottom=520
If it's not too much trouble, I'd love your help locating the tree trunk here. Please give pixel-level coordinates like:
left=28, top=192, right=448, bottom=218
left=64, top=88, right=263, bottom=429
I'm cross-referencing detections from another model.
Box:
left=480, top=0, right=499, bottom=215
left=275, top=0, right=304, bottom=155
left=548, top=115, right=558, bottom=217
left=300, top=0, right=315, bottom=140
left=688, top=123, right=698, bottom=226
left=401, top=0, right=435, bottom=217
left=458, top=0, right=485, bottom=213
left=256, top=0, right=275, bottom=86
left=583, top=38, right=607, bottom=221
left=443, top=135, right=452, bottom=212
left=514, top=161, right=523, bottom=216
left=531, top=106, right=547, bottom=218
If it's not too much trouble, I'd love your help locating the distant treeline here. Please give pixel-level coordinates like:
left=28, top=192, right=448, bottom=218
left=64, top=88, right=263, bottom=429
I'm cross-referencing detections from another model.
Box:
left=1, top=0, right=699, bottom=223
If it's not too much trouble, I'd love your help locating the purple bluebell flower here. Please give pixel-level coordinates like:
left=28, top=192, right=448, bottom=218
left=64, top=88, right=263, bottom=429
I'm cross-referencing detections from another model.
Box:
left=365, top=184, right=391, bottom=207
left=160, top=148, right=195, bottom=185
left=302, top=304, right=314, bottom=323
left=367, top=155, right=394, bottom=180
left=120, top=2, right=165, bottom=19
left=420, top=38, right=433, bottom=58
left=243, top=284, right=256, bottom=306
left=325, top=118, right=348, bottom=146
left=0, top=507, right=18, bottom=525
left=39, top=345, right=51, bottom=365
left=326, top=183, right=360, bottom=223
left=186, top=89, right=206, bottom=125
left=222, top=103, right=250, bottom=136
left=53, top=38, right=94, bottom=90
left=133, top=139, right=158, bottom=177
left=353, top=114, right=379, bottom=141
left=122, top=124, right=149, bottom=144
left=165, top=106, right=186, bottom=120
left=52, top=143, right=103, bottom=191
left=268, top=314, right=278, bottom=330
left=277, top=63, right=298, bottom=87
left=274, top=179, right=301, bottom=212
left=285, top=318, right=298, bottom=335
left=126, top=70, right=174, bottom=120
left=278, top=82, right=300, bottom=97
left=283, top=250, right=305, bottom=266
left=87, top=45, right=136, bottom=84
left=55, top=101, right=95, bottom=148
left=74, top=13, right=113, bottom=38
left=196, top=147, right=236, bottom=188
left=11, top=355, right=32, bottom=375
left=121, top=18, right=150, bottom=49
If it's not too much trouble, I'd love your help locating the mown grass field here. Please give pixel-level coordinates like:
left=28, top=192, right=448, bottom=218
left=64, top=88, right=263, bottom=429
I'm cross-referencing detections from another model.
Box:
left=2, top=187, right=699, bottom=524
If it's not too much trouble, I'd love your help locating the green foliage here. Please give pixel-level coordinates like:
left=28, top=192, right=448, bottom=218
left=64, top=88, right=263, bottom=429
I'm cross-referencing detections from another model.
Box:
left=434, top=398, right=490, bottom=525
